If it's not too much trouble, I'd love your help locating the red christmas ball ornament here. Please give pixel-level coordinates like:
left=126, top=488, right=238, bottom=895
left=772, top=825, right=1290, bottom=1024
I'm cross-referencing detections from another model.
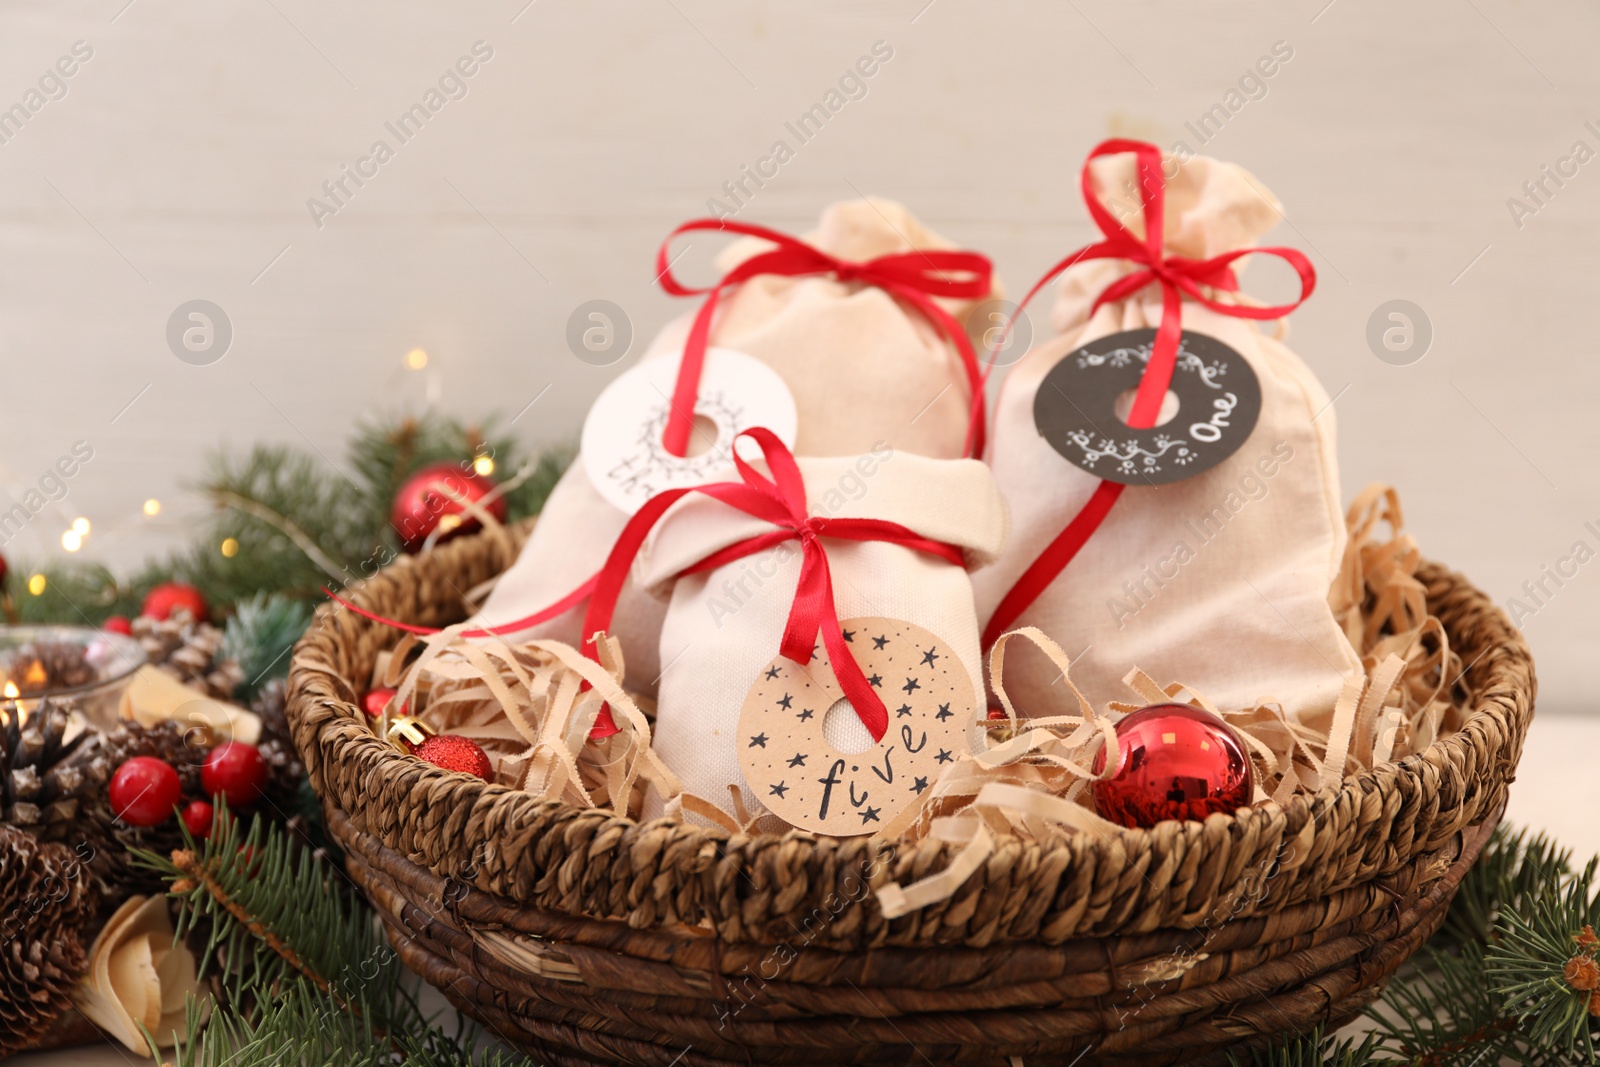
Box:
left=102, top=614, right=134, bottom=635
left=361, top=688, right=403, bottom=718
left=0, top=549, right=9, bottom=588
left=181, top=799, right=216, bottom=839
left=109, top=756, right=182, bottom=827
left=142, top=582, right=209, bottom=622
left=413, top=733, right=493, bottom=782
left=202, top=741, right=269, bottom=807
left=391, top=462, right=505, bottom=554
left=1091, top=703, right=1253, bottom=828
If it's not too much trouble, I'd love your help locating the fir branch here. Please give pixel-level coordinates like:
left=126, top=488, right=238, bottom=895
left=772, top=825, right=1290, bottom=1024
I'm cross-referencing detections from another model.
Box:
left=133, top=807, right=388, bottom=1009
left=168, top=846, right=336, bottom=999
left=1368, top=942, right=1548, bottom=1065
left=1227, top=1026, right=1387, bottom=1066
left=5, top=559, right=143, bottom=623
left=135, top=810, right=537, bottom=1066
left=211, top=488, right=347, bottom=581
left=1485, top=856, right=1600, bottom=1058
left=222, top=591, right=312, bottom=699
left=1440, top=827, right=1573, bottom=948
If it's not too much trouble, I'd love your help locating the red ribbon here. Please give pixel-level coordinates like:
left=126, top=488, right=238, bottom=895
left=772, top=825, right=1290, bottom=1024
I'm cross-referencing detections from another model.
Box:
left=580, top=427, right=965, bottom=740
left=327, top=219, right=996, bottom=715
left=979, top=139, right=1317, bottom=650
left=655, top=218, right=996, bottom=460
left=325, top=578, right=596, bottom=639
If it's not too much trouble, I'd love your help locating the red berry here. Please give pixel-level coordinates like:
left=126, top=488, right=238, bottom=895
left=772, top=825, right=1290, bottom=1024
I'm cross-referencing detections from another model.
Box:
left=141, top=582, right=209, bottom=622
left=413, top=734, right=493, bottom=782
left=181, top=799, right=215, bottom=839
left=102, top=614, right=134, bottom=635
left=986, top=707, right=1008, bottom=720
left=362, top=688, right=403, bottom=718
left=109, top=757, right=182, bottom=827
left=202, top=741, right=269, bottom=807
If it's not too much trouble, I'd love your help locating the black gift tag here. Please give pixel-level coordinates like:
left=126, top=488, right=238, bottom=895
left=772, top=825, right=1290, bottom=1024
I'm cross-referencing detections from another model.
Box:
left=1033, top=328, right=1260, bottom=486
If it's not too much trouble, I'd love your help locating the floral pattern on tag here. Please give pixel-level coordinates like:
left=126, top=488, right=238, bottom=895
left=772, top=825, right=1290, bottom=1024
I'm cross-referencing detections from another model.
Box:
left=1033, top=328, right=1261, bottom=486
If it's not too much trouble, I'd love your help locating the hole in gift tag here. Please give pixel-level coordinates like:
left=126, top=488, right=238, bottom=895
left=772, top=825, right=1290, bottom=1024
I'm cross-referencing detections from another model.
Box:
left=580, top=347, right=798, bottom=514
left=1113, top=388, right=1180, bottom=427
left=680, top=413, right=720, bottom=458
left=822, top=697, right=876, bottom=754
left=1033, top=328, right=1261, bottom=486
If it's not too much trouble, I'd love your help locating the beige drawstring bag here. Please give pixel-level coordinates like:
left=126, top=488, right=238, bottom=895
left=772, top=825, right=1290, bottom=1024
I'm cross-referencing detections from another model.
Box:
left=472, top=200, right=996, bottom=697
left=636, top=447, right=1008, bottom=832
left=974, top=147, right=1362, bottom=722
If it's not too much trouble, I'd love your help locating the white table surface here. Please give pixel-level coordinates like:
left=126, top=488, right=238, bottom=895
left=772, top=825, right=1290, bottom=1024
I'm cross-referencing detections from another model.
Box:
left=17, top=713, right=1598, bottom=1067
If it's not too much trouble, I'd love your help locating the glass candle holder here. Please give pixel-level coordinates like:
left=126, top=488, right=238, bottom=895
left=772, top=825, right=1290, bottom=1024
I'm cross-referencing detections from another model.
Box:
left=0, top=624, right=147, bottom=728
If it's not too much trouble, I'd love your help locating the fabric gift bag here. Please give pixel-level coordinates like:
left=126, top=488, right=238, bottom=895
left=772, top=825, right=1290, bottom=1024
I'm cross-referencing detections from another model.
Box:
left=471, top=200, right=998, bottom=698
left=974, top=141, right=1362, bottom=722
left=607, top=432, right=1008, bottom=833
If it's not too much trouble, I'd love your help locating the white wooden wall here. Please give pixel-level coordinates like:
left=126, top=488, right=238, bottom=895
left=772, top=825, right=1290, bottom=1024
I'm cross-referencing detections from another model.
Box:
left=1, top=0, right=1595, bottom=714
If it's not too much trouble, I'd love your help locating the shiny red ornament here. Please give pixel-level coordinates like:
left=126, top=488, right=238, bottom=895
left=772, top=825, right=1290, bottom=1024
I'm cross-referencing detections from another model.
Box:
left=413, top=733, right=493, bottom=782
left=0, top=549, right=8, bottom=588
left=109, top=756, right=182, bottom=826
left=142, top=582, right=209, bottom=622
left=181, top=799, right=215, bottom=839
left=391, top=462, right=505, bottom=554
left=102, top=614, right=134, bottom=635
left=202, top=741, right=268, bottom=807
left=1091, top=703, right=1253, bottom=828
left=361, top=688, right=403, bottom=718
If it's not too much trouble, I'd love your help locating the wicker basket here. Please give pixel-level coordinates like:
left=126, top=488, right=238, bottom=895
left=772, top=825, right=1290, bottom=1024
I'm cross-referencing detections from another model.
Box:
left=286, top=522, right=1533, bottom=1066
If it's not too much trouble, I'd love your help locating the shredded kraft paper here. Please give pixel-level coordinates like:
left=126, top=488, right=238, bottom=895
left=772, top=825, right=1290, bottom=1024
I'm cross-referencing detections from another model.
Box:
left=380, top=482, right=1465, bottom=914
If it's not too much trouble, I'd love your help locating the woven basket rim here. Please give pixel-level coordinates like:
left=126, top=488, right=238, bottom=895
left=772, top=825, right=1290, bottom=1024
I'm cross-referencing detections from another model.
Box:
left=286, top=519, right=1534, bottom=945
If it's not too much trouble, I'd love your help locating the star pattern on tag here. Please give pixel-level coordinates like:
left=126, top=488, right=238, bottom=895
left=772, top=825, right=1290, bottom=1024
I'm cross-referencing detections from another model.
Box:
left=737, top=616, right=974, bottom=836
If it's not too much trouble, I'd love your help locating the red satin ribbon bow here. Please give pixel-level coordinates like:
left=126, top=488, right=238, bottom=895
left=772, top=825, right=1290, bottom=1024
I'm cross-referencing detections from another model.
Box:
left=656, top=218, right=996, bottom=460
left=980, top=138, right=1318, bottom=649
left=581, top=427, right=965, bottom=740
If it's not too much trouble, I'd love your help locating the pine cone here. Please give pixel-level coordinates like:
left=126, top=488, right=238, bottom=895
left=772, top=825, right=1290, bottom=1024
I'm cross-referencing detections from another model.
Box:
left=100, top=718, right=207, bottom=795
left=0, top=700, right=102, bottom=841
left=1, top=641, right=94, bottom=695
left=133, top=609, right=243, bottom=700
left=23, top=720, right=205, bottom=912
left=0, top=825, right=95, bottom=1056
left=76, top=721, right=203, bottom=903
left=251, top=678, right=304, bottom=806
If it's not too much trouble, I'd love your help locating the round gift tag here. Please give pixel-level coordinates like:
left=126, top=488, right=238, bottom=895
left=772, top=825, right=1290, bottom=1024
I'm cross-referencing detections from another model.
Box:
left=737, top=617, right=974, bottom=837
left=1033, top=328, right=1260, bottom=486
left=581, top=347, right=799, bottom=514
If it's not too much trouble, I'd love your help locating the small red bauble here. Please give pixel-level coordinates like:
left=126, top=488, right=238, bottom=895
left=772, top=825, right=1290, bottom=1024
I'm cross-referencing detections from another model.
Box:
left=202, top=741, right=269, bottom=807
left=181, top=799, right=215, bottom=839
left=1091, top=703, right=1253, bottom=828
left=109, top=756, right=182, bottom=826
left=142, top=582, right=209, bottom=622
left=362, top=688, right=401, bottom=718
left=391, top=462, right=505, bottom=554
left=102, top=614, right=134, bottom=635
left=0, top=549, right=9, bottom=588
left=413, top=734, right=493, bottom=782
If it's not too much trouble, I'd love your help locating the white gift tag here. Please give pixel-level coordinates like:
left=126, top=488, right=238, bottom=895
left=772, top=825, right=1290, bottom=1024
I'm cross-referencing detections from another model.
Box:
left=580, top=347, right=799, bottom=514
